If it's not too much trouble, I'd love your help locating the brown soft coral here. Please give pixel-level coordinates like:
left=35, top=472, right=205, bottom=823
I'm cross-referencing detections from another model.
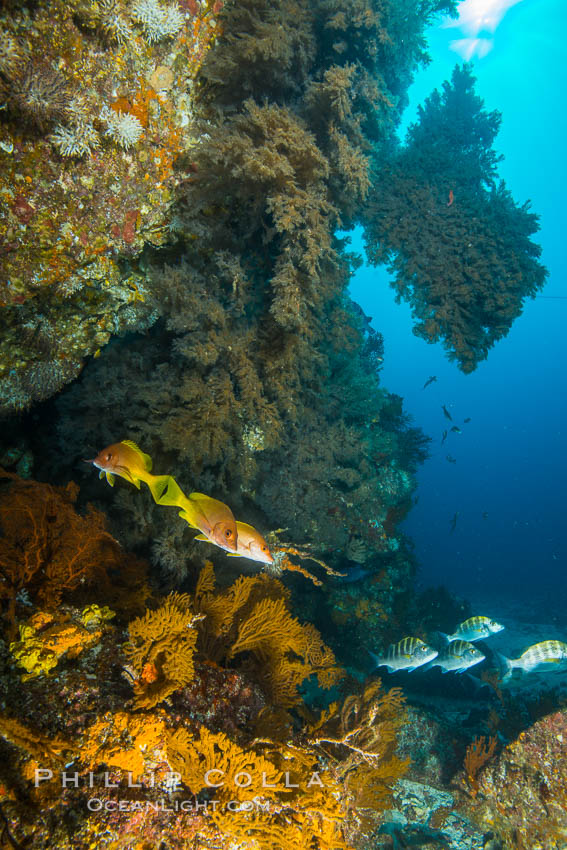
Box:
left=0, top=471, right=110, bottom=613
left=0, top=469, right=150, bottom=637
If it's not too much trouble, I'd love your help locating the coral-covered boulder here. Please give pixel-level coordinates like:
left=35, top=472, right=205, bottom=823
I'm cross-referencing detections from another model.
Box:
left=468, top=709, right=567, bottom=849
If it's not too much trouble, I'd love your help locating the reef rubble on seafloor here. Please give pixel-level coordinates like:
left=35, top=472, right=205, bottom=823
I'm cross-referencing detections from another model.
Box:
left=0, top=0, right=558, bottom=848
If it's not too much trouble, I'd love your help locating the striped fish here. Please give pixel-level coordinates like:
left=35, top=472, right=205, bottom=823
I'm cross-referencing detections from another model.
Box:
left=369, top=637, right=438, bottom=672
left=499, top=640, right=567, bottom=679
left=441, top=616, right=504, bottom=643
left=428, top=640, right=485, bottom=674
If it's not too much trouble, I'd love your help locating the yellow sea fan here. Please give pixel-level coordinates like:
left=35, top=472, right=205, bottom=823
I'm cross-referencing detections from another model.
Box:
left=192, top=563, right=344, bottom=707
left=0, top=713, right=69, bottom=767
left=227, top=593, right=343, bottom=706
left=166, top=726, right=284, bottom=802
left=124, top=592, right=200, bottom=707
left=228, top=597, right=303, bottom=659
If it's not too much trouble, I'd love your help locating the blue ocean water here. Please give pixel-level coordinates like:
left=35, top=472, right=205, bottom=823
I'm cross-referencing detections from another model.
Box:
left=349, top=0, right=567, bottom=610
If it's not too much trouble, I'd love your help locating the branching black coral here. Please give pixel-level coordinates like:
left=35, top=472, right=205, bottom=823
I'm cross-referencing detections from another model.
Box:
left=363, top=64, right=548, bottom=372
left=180, top=98, right=336, bottom=332
left=197, top=0, right=317, bottom=102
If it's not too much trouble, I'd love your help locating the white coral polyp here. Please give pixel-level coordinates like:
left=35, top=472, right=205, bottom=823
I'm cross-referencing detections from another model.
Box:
left=131, top=0, right=184, bottom=43
left=102, top=109, right=144, bottom=149
left=50, top=121, right=100, bottom=157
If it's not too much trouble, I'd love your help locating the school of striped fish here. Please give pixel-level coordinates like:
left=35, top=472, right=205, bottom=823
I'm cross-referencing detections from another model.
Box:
left=370, top=615, right=567, bottom=682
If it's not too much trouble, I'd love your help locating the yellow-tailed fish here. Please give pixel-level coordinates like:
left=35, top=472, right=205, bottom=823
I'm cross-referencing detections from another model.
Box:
left=179, top=492, right=238, bottom=552
left=149, top=474, right=186, bottom=507
left=224, top=521, right=273, bottom=564
left=86, top=440, right=153, bottom=489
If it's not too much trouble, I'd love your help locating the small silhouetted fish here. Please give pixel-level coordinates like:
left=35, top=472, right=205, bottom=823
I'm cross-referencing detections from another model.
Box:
left=369, top=637, right=438, bottom=672
left=441, top=616, right=504, bottom=643
left=450, top=425, right=462, bottom=434
left=449, top=511, right=459, bottom=533
left=427, top=640, right=485, bottom=673
left=441, top=430, right=448, bottom=444
left=464, top=417, right=471, bottom=423
left=482, top=511, right=489, bottom=520
left=423, top=375, right=437, bottom=389
left=498, top=640, right=567, bottom=679
left=446, top=455, right=456, bottom=464
left=442, top=404, right=453, bottom=421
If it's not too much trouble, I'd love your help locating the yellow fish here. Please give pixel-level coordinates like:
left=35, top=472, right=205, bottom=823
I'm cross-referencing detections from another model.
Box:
left=195, top=520, right=272, bottom=562
left=86, top=440, right=153, bottom=489
left=227, top=521, right=273, bottom=564
left=149, top=474, right=186, bottom=507
left=88, top=442, right=239, bottom=553
left=180, top=492, right=238, bottom=552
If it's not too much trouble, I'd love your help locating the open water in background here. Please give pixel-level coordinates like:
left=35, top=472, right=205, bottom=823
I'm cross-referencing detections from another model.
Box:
left=349, top=0, right=567, bottom=620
